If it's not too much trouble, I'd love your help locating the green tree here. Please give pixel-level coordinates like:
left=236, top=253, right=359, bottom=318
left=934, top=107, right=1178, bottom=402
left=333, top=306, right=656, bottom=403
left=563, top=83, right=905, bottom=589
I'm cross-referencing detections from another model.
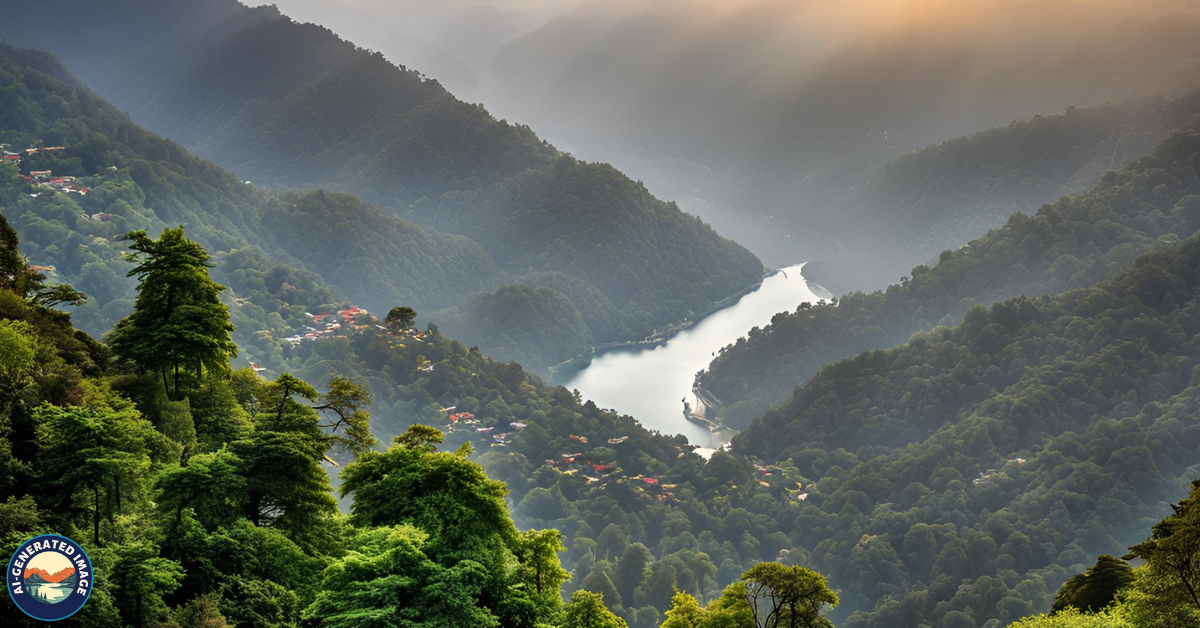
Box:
left=341, top=425, right=517, bottom=565
left=26, top=276, right=89, bottom=309
left=563, top=590, right=629, bottom=628
left=169, top=594, right=230, bottom=628
left=303, top=525, right=498, bottom=628
left=36, top=404, right=170, bottom=546
left=393, top=423, right=444, bottom=451
left=108, top=227, right=237, bottom=398
left=0, top=211, right=28, bottom=295
left=663, top=589, right=705, bottom=628
left=516, top=528, right=570, bottom=597
left=0, top=321, right=39, bottom=425
left=155, top=448, right=246, bottom=530
left=111, top=540, right=185, bottom=628
left=701, top=582, right=756, bottom=628
left=1126, top=479, right=1200, bottom=625
left=740, top=563, right=839, bottom=628
left=616, top=543, right=653, bottom=607
left=1007, top=607, right=1133, bottom=627
left=311, top=376, right=376, bottom=456
left=386, top=305, right=417, bottom=331
left=233, top=428, right=336, bottom=539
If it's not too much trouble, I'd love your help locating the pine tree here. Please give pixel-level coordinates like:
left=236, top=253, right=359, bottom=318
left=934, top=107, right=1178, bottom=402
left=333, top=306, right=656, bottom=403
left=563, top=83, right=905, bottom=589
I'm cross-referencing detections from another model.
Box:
left=108, top=227, right=237, bottom=399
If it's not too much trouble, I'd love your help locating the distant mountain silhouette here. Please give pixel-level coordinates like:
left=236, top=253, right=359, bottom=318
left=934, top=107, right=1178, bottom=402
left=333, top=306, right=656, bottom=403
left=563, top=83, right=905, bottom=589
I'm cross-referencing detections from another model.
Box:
left=24, top=566, right=76, bottom=583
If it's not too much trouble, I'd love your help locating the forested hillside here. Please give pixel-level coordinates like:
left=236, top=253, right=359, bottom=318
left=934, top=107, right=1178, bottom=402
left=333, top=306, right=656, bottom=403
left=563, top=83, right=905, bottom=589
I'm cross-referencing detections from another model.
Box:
left=0, top=0, right=764, bottom=369
left=731, top=230, right=1200, bottom=626
left=700, top=111, right=1200, bottom=427
left=0, top=44, right=511, bottom=339
left=8, top=194, right=1200, bottom=628
left=0, top=43, right=846, bottom=626
left=1003, top=480, right=1200, bottom=627
left=0, top=156, right=848, bottom=627
left=0, top=213, right=631, bottom=628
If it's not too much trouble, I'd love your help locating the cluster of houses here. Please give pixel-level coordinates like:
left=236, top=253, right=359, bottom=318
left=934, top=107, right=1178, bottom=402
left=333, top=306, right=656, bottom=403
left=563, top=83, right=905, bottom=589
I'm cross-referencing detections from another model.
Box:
left=22, top=170, right=90, bottom=196
left=786, top=483, right=810, bottom=502
left=748, top=458, right=811, bottom=501
left=542, top=446, right=680, bottom=504
left=283, top=307, right=375, bottom=345
left=436, top=406, right=680, bottom=503
left=972, top=457, right=1028, bottom=486
left=441, top=407, right=528, bottom=446
left=1, top=145, right=65, bottom=164
left=279, top=304, right=442, bottom=377
left=3, top=146, right=93, bottom=196
left=752, top=462, right=779, bottom=488
left=379, top=321, right=434, bottom=369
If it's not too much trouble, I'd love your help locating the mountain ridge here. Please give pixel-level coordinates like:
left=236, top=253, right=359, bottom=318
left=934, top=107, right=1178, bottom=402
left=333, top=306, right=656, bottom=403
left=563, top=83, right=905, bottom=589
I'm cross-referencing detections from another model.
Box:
left=0, top=0, right=764, bottom=373
left=23, top=566, right=75, bottom=583
left=698, top=91, right=1200, bottom=427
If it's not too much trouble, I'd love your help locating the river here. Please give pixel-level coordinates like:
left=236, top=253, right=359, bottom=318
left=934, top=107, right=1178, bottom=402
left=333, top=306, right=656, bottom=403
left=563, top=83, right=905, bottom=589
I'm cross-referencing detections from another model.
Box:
left=560, top=263, right=824, bottom=448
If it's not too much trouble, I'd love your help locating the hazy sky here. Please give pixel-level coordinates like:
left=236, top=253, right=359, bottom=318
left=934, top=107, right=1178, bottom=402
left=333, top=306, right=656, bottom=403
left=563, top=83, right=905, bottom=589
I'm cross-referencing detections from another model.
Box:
left=253, top=0, right=1200, bottom=226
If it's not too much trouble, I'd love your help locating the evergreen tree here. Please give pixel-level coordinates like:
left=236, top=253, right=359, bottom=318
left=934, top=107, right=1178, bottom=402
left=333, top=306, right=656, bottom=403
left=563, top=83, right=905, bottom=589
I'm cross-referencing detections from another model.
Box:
left=385, top=305, right=417, bottom=332
left=108, top=227, right=237, bottom=399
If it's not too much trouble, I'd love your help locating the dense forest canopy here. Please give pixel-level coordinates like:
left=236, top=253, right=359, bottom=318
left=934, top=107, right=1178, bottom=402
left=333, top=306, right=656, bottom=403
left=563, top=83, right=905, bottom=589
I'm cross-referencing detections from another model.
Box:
left=725, top=229, right=1200, bottom=625
left=0, top=151, right=850, bottom=628
left=6, top=205, right=1200, bottom=627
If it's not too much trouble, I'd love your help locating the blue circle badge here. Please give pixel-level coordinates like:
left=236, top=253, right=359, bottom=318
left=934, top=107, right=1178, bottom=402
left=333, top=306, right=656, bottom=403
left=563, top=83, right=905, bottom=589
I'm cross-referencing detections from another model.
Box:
left=6, top=535, right=93, bottom=621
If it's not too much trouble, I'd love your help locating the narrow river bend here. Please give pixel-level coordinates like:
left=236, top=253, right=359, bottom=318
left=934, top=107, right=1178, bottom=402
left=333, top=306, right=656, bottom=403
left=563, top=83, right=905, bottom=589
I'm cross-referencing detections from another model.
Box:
left=560, top=263, right=822, bottom=447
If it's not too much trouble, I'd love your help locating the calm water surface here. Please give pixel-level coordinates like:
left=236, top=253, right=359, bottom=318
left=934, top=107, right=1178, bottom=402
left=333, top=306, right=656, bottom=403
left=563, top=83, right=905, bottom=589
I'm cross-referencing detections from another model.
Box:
left=28, top=582, right=72, bottom=603
left=562, top=264, right=821, bottom=447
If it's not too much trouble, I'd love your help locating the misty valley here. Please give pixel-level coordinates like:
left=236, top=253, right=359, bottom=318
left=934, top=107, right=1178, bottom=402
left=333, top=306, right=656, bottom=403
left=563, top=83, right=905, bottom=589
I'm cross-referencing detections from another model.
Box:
left=2, top=1, right=1200, bottom=628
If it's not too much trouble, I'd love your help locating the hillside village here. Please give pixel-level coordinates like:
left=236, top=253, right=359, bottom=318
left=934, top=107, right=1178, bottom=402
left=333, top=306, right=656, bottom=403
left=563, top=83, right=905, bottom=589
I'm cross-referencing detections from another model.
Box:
left=2, top=144, right=92, bottom=196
